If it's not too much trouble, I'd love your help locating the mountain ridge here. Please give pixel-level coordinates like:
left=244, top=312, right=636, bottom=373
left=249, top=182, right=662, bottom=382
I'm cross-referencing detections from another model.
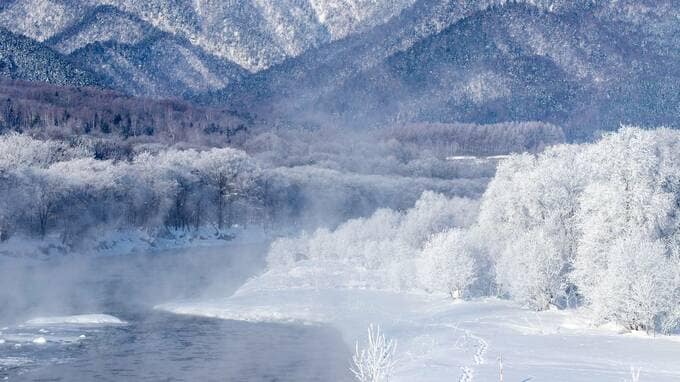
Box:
left=0, top=0, right=677, bottom=137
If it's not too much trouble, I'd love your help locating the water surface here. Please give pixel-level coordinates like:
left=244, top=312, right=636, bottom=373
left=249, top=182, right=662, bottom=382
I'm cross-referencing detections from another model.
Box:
left=0, top=244, right=353, bottom=381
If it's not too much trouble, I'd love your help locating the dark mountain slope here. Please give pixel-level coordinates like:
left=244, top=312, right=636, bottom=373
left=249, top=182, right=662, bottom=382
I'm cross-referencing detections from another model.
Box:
left=70, top=32, right=248, bottom=98
left=0, top=27, right=103, bottom=87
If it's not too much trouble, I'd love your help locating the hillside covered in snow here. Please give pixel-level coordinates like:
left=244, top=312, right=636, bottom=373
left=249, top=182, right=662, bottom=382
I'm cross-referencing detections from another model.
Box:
left=0, top=0, right=677, bottom=137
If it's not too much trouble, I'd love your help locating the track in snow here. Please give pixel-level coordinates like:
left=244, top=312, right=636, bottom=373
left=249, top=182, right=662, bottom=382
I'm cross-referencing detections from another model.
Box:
left=458, top=366, right=474, bottom=382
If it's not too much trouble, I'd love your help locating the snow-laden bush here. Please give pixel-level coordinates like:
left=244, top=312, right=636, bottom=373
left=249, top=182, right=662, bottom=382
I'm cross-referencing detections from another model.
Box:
left=266, top=192, right=479, bottom=291
left=351, top=325, right=397, bottom=382
left=416, top=229, right=478, bottom=299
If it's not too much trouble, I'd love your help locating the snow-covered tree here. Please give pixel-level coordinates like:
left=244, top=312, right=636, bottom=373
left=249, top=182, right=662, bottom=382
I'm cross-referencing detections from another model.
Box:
left=579, top=235, right=678, bottom=331
left=417, top=229, right=477, bottom=299
left=475, top=145, right=586, bottom=308
left=196, top=148, right=259, bottom=229
left=496, top=228, right=565, bottom=310
left=473, top=127, right=680, bottom=327
left=265, top=191, right=478, bottom=290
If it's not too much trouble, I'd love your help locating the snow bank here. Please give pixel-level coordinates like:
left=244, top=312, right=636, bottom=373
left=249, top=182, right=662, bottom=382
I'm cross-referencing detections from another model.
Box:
left=160, top=262, right=680, bottom=381
left=25, top=314, right=126, bottom=326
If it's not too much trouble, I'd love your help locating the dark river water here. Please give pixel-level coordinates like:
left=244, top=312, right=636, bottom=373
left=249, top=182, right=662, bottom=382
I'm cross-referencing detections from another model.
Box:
left=0, top=243, right=353, bottom=381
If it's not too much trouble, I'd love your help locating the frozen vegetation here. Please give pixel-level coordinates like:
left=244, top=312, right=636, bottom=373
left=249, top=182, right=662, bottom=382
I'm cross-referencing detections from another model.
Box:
left=252, top=127, right=680, bottom=333
left=0, top=120, right=528, bottom=247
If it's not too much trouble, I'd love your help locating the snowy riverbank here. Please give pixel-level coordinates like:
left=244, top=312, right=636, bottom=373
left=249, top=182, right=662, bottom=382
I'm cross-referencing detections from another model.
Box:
left=160, top=262, right=680, bottom=382
left=0, top=226, right=270, bottom=258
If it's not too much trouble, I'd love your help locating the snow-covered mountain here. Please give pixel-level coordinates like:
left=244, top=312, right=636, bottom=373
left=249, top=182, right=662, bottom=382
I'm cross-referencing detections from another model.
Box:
left=205, top=0, right=680, bottom=137
left=58, top=6, right=248, bottom=98
left=0, top=0, right=421, bottom=96
left=0, top=0, right=677, bottom=134
left=0, top=0, right=418, bottom=72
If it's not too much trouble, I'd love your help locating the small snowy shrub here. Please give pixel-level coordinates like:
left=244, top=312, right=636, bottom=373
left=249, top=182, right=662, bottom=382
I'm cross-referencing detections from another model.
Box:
left=351, top=325, right=397, bottom=382
left=626, top=366, right=641, bottom=382
left=417, top=229, right=477, bottom=299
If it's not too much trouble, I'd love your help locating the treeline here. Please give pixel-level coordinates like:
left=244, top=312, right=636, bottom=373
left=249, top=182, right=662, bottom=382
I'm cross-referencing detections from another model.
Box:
left=385, top=121, right=565, bottom=157
left=0, top=79, right=252, bottom=149
left=0, top=82, right=573, bottom=244
left=0, top=134, right=267, bottom=243
left=0, top=132, right=489, bottom=245
left=0, top=81, right=568, bottom=161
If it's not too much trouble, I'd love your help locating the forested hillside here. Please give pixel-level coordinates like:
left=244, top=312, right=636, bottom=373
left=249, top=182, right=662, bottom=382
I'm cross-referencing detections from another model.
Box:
left=0, top=80, right=252, bottom=151
left=215, top=2, right=679, bottom=138
left=0, top=28, right=102, bottom=87
left=0, top=1, right=677, bottom=138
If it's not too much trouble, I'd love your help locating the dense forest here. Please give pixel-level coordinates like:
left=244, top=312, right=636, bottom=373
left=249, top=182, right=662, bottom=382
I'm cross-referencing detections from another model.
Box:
left=0, top=80, right=252, bottom=150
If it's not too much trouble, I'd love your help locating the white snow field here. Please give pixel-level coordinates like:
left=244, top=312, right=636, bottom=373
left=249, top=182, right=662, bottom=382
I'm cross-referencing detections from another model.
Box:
left=160, top=261, right=680, bottom=382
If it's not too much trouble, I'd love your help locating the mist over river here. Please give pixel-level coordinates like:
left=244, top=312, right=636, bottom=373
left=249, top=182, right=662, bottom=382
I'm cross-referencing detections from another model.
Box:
left=0, top=244, right=352, bottom=381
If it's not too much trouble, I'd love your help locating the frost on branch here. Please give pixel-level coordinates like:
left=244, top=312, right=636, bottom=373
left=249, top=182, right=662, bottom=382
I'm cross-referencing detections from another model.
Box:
left=351, top=324, right=397, bottom=382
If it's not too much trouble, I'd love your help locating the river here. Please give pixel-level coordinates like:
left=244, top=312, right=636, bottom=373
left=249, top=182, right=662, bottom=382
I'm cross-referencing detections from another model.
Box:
left=0, top=243, right=353, bottom=381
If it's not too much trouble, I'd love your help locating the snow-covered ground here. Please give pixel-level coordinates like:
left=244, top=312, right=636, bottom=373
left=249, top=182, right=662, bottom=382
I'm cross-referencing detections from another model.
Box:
left=160, top=262, right=680, bottom=381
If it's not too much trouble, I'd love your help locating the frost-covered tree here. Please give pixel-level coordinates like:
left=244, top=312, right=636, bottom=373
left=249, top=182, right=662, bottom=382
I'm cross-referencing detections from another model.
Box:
left=570, top=128, right=680, bottom=330
left=579, top=235, right=678, bottom=331
left=496, top=229, right=565, bottom=310
left=196, top=148, right=259, bottom=229
left=475, top=145, right=587, bottom=308
left=265, top=191, right=478, bottom=290
left=0, top=134, right=269, bottom=240
left=472, top=127, right=680, bottom=329
left=417, top=229, right=477, bottom=299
